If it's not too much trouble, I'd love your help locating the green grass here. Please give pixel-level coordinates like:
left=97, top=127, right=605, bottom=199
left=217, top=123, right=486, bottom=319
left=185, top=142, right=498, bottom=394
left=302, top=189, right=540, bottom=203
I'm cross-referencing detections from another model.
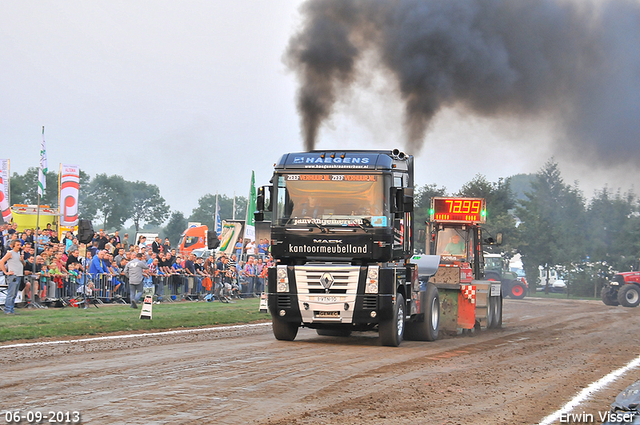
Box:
left=0, top=298, right=268, bottom=343
left=527, top=291, right=599, bottom=301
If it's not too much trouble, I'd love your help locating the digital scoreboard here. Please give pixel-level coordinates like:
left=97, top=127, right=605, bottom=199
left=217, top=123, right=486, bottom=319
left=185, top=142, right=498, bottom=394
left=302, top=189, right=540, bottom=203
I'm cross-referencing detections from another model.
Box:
left=430, top=197, right=486, bottom=223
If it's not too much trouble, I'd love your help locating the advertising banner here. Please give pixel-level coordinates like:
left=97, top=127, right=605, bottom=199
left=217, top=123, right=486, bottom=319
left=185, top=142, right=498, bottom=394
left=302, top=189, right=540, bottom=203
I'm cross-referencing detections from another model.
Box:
left=59, top=164, right=80, bottom=228
left=0, top=159, right=11, bottom=223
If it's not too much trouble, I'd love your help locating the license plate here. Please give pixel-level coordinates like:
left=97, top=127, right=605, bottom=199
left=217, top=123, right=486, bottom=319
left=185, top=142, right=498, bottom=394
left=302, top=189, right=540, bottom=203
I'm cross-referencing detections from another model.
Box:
left=316, top=311, right=340, bottom=318
left=315, top=296, right=339, bottom=303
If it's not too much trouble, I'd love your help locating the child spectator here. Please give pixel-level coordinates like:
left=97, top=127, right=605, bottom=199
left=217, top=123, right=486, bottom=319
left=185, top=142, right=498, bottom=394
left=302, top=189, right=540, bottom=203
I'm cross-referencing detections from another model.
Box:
left=39, top=263, right=49, bottom=300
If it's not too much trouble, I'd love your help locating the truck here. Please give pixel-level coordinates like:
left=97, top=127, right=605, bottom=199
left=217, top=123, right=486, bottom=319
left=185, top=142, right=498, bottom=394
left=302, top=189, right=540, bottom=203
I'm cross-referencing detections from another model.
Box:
left=601, top=271, right=640, bottom=308
left=10, top=204, right=59, bottom=233
left=426, top=197, right=504, bottom=332
left=9, top=204, right=80, bottom=239
left=484, top=253, right=527, bottom=299
left=177, top=225, right=220, bottom=256
left=254, top=149, right=502, bottom=346
left=537, top=266, right=567, bottom=293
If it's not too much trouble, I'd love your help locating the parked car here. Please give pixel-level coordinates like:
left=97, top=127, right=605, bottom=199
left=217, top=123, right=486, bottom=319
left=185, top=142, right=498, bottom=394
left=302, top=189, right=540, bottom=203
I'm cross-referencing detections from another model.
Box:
left=536, top=279, right=567, bottom=293
left=537, top=267, right=567, bottom=293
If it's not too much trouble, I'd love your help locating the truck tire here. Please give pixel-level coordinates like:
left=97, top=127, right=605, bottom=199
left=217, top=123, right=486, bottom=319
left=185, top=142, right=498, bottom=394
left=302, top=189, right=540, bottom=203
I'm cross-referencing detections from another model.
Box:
left=272, top=317, right=299, bottom=341
left=379, top=293, right=405, bottom=347
left=316, top=328, right=352, bottom=337
left=405, top=284, right=439, bottom=341
left=492, top=295, right=503, bottom=329
left=509, top=281, right=527, bottom=299
left=617, top=284, right=640, bottom=308
left=485, top=272, right=501, bottom=282
left=486, top=295, right=495, bottom=329
left=601, top=286, right=619, bottom=306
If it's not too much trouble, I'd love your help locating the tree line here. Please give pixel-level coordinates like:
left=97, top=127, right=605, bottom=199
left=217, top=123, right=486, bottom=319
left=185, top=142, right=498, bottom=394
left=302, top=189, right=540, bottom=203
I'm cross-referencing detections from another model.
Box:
left=9, top=167, right=246, bottom=245
left=414, top=160, right=640, bottom=296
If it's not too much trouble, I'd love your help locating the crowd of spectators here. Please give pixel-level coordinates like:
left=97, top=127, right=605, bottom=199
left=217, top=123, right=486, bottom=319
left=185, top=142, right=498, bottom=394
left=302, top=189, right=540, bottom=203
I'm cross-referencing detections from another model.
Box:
left=1, top=222, right=272, bottom=311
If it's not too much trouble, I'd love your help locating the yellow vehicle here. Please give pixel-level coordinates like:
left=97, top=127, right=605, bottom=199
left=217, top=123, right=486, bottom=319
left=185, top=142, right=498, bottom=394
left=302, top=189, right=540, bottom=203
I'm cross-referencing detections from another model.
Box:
left=10, top=204, right=58, bottom=233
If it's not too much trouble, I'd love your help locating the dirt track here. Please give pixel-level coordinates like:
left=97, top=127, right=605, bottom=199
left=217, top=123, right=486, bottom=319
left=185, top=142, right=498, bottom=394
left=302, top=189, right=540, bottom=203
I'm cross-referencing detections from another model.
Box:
left=1, top=297, right=639, bottom=425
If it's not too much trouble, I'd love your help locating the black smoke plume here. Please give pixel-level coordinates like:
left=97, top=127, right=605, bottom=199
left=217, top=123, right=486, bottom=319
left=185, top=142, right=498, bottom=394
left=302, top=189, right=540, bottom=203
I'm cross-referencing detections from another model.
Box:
left=286, top=0, right=640, bottom=162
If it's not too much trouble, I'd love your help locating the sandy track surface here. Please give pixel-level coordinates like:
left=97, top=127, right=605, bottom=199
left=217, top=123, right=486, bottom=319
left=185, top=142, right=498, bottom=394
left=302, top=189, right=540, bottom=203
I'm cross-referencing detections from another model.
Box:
left=1, top=297, right=639, bottom=424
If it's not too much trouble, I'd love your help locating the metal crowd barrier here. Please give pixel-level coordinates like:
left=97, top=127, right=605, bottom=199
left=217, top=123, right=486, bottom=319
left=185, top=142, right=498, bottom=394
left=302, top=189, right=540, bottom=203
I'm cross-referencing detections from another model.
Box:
left=3, top=271, right=243, bottom=309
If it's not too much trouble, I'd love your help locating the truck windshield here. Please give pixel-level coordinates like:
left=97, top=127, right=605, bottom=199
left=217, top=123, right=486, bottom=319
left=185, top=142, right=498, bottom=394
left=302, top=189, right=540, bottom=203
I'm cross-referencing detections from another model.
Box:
left=274, top=173, right=388, bottom=227
left=435, top=228, right=469, bottom=260
left=485, top=257, right=503, bottom=270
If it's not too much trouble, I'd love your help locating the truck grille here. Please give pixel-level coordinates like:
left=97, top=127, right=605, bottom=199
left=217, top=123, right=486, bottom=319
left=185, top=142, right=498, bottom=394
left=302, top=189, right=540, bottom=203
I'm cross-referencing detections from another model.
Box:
left=294, top=265, right=360, bottom=295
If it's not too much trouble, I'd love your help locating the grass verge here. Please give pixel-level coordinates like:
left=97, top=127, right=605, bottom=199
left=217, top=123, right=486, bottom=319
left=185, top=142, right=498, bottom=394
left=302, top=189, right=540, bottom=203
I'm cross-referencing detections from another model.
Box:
left=527, top=291, right=599, bottom=301
left=0, top=298, right=267, bottom=343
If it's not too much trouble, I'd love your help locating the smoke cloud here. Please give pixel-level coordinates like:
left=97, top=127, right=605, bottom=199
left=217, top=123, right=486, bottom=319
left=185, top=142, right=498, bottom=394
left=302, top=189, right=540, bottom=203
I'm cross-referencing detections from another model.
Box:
left=286, top=0, right=640, bottom=163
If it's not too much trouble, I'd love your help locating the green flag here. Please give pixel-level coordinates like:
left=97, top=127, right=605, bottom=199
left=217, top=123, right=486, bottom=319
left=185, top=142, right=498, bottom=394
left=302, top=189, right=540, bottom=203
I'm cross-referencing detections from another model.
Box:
left=245, top=170, right=256, bottom=241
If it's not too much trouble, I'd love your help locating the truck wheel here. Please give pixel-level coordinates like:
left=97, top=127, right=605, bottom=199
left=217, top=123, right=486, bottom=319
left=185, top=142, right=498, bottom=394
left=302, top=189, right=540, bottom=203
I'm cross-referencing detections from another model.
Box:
left=379, top=293, right=405, bottom=347
left=485, top=272, right=501, bottom=282
left=272, top=317, right=299, bottom=341
left=509, top=282, right=527, bottom=299
left=492, top=295, right=503, bottom=329
left=316, top=328, right=352, bottom=337
left=405, top=284, right=439, bottom=341
left=486, top=295, right=495, bottom=329
left=617, top=284, right=640, bottom=308
left=601, top=286, right=619, bottom=306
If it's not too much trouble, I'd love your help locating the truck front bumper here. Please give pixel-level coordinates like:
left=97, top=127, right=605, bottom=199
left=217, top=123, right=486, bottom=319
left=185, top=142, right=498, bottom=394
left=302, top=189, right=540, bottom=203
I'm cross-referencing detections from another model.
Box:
left=268, top=292, right=393, bottom=325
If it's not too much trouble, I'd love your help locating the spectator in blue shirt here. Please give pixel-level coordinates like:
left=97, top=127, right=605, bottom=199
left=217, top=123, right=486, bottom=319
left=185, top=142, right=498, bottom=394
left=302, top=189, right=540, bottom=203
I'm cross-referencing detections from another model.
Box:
left=89, top=250, right=109, bottom=275
left=257, top=239, right=269, bottom=260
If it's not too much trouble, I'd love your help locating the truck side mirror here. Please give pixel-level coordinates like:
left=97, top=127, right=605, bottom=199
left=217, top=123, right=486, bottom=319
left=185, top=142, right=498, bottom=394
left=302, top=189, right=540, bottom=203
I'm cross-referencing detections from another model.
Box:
left=390, top=187, right=413, bottom=214
left=256, top=185, right=272, bottom=213
left=266, top=185, right=273, bottom=212
left=256, top=186, right=265, bottom=211
left=483, top=232, right=503, bottom=246
left=403, top=187, right=414, bottom=212
left=391, top=187, right=403, bottom=213
left=255, top=185, right=272, bottom=223
left=207, top=229, right=220, bottom=249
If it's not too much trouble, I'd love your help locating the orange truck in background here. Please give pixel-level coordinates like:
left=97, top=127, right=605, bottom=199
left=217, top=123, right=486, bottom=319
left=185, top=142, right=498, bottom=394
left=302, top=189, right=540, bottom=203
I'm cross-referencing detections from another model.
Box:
left=178, top=225, right=210, bottom=256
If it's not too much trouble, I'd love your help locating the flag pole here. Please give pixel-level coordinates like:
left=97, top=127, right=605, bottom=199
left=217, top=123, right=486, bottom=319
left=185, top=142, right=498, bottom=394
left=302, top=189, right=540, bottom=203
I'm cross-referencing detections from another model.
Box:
left=33, top=126, right=47, bottom=304
left=34, top=192, right=40, bottom=277
left=232, top=192, right=236, bottom=220
left=33, top=126, right=48, bottom=306
left=215, top=192, right=219, bottom=233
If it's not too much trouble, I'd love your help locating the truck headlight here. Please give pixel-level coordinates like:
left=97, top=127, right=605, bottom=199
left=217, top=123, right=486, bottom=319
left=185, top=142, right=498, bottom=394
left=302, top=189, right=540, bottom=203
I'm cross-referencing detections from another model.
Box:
left=277, top=266, right=289, bottom=292
left=366, top=266, right=379, bottom=294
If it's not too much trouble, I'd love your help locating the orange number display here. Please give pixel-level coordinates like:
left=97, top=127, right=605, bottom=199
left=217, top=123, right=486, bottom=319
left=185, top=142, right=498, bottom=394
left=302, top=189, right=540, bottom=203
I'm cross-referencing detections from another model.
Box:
left=431, top=198, right=486, bottom=223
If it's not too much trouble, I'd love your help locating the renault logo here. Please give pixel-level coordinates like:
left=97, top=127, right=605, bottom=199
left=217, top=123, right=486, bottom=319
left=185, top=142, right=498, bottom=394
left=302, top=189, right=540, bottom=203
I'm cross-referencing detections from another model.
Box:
left=320, top=272, right=335, bottom=291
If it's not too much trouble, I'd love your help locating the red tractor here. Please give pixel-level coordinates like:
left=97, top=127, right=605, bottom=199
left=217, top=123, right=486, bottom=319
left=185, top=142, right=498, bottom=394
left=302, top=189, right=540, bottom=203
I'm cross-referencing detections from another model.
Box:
left=601, top=272, right=640, bottom=308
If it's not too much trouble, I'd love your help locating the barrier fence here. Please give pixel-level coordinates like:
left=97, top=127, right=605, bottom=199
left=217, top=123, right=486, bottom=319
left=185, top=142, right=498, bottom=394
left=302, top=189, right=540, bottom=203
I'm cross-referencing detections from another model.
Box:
left=1, top=271, right=263, bottom=310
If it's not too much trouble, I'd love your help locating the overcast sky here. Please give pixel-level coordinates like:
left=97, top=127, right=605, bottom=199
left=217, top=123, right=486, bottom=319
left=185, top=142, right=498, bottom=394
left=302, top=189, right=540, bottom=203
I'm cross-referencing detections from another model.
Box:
left=0, top=1, right=634, bottom=217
